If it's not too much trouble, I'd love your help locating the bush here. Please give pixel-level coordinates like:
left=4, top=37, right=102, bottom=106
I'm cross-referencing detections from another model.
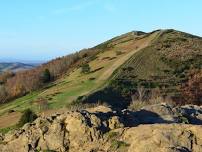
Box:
left=115, top=51, right=123, bottom=56
left=128, top=100, right=147, bottom=111
left=89, top=77, right=96, bottom=81
left=110, top=140, right=129, bottom=150
left=81, top=64, right=91, bottom=74
left=17, top=109, right=37, bottom=127
left=180, top=69, right=202, bottom=105
left=105, top=131, right=119, bottom=139
left=41, top=69, right=51, bottom=83
left=178, top=116, right=189, bottom=124
left=0, top=85, right=7, bottom=103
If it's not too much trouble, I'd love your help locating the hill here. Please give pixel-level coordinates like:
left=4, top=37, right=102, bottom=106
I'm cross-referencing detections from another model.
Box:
left=0, top=29, right=201, bottom=130
left=0, top=62, right=36, bottom=73
left=0, top=30, right=158, bottom=114
left=79, top=29, right=202, bottom=106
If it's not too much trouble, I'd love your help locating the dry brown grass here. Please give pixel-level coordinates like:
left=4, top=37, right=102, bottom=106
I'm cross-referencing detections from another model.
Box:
left=128, top=98, right=165, bottom=111
left=0, top=112, right=21, bottom=128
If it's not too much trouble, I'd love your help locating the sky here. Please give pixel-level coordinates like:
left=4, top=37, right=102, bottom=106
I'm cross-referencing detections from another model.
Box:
left=0, top=0, right=202, bottom=62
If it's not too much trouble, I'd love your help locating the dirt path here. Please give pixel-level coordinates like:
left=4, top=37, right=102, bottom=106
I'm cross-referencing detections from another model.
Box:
left=98, top=32, right=159, bottom=81
left=0, top=112, right=21, bottom=128
left=0, top=109, right=68, bottom=129
left=0, top=32, right=161, bottom=130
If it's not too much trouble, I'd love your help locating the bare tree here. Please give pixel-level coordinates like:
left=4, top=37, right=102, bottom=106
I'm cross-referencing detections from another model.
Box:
left=0, top=85, right=7, bottom=103
left=137, top=86, right=146, bottom=101
left=131, top=86, right=147, bottom=102
left=150, top=88, right=165, bottom=104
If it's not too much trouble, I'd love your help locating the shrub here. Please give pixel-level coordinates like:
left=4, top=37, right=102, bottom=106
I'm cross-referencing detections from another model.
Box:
left=178, top=116, right=189, bottom=124
left=81, top=64, right=91, bottom=74
left=105, top=131, right=119, bottom=139
left=115, top=51, right=124, bottom=56
left=131, top=86, right=147, bottom=102
left=89, top=77, right=96, bottom=81
left=17, top=109, right=37, bottom=127
left=129, top=86, right=167, bottom=111
left=0, top=85, right=7, bottom=103
left=41, top=69, right=51, bottom=83
left=110, top=140, right=129, bottom=150
left=180, top=69, right=202, bottom=105
left=128, top=100, right=148, bottom=111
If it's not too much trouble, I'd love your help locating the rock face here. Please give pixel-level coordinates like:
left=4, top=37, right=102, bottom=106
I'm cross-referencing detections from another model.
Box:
left=1, top=104, right=202, bottom=152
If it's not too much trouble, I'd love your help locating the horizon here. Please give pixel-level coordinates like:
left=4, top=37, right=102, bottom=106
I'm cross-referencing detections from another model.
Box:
left=0, top=0, right=202, bottom=62
left=1, top=28, right=200, bottom=63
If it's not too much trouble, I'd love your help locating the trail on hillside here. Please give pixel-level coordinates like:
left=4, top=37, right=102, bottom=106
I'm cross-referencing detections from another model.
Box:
left=97, top=31, right=160, bottom=81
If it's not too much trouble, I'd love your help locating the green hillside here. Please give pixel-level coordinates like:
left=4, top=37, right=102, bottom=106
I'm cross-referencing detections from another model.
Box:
left=79, top=29, right=202, bottom=106
left=0, top=29, right=202, bottom=130
left=0, top=30, right=159, bottom=116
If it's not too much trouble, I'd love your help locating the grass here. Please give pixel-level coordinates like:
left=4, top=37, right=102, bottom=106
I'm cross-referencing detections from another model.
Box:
left=0, top=91, right=40, bottom=116
left=0, top=125, right=16, bottom=135
left=0, top=32, right=153, bottom=129
left=105, top=130, right=130, bottom=151
left=128, top=100, right=148, bottom=111
left=105, top=131, right=120, bottom=139
left=110, top=140, right=130, bottom=151
left=104, top=29, right=202, bottom=106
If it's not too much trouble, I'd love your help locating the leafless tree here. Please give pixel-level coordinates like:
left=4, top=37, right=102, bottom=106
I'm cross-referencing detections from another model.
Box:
left=0, top=85, right=7, bottom=103
left=131, top=86, right=147, bottom=102
left=137, top=86, right=146, bottom=101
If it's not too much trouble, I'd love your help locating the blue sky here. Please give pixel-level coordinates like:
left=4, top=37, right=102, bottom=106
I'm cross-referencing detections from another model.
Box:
left=0, top=0, right=202, bottom=61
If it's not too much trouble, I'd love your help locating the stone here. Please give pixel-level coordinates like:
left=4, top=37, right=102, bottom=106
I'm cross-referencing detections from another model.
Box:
left=1, top=104, right=202, bottom=152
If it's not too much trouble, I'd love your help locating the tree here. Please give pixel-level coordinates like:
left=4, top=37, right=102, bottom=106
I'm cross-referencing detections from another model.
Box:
left=0, top=70, right=14, bottom=84
left=12, top=83, right=26, bottom=97
left=41, top=69, right=51, bottom=83
left=131, top=86, right=147, bottom=102
left=181, top=69, right=202, bottom=105
left=81, top=64, right=91, bottom=74
left=0, top=85, right=7, bottom=103
left=17, top=109, right=37, bottom=127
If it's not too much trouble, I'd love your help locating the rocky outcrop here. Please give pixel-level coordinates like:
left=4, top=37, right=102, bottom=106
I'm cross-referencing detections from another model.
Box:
left=1, top=104, right=202, bottom=152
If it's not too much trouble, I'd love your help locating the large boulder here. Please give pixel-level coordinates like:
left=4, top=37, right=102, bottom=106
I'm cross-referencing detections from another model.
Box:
left=123, top=124, right=202, bottom=152
left=1, top=104, right=202, bottom=152
left=133, top=103, right=178, bottom=124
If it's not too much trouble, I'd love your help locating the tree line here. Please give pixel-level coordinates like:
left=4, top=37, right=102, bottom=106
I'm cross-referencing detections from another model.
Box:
left=0, top=47, right=101, bottom=104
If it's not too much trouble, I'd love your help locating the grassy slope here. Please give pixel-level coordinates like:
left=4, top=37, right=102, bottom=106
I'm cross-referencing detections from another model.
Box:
left=0, top=31, right=158, bottom=122
left=1, top=29, right=201, bottom=130
left=107, top=29, right=202, bottom=102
